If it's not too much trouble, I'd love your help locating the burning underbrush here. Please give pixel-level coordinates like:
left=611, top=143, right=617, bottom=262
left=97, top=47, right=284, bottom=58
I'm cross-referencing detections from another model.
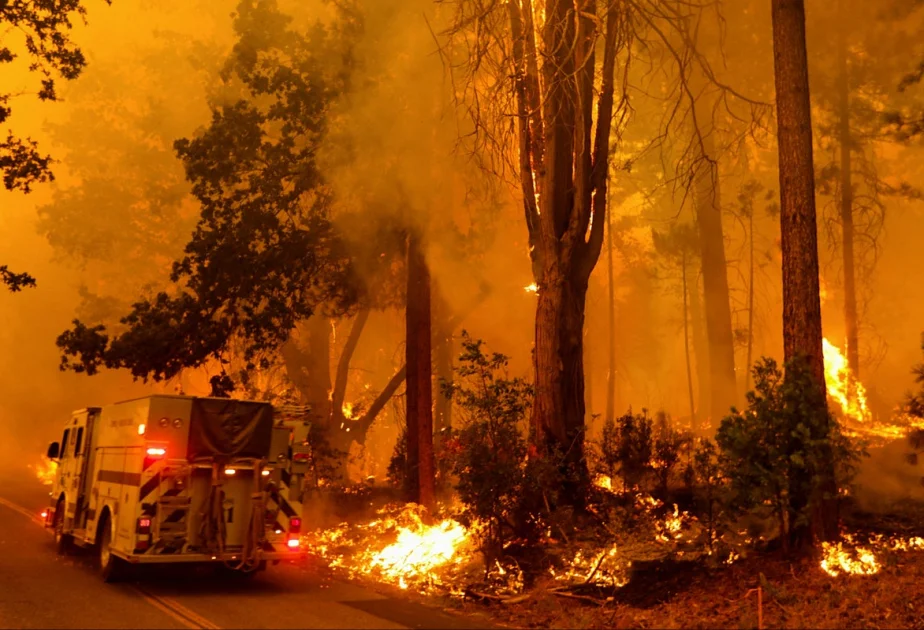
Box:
left=303, top=481, right=750, bottom=603
left=820, top=531, right=924, bottom=577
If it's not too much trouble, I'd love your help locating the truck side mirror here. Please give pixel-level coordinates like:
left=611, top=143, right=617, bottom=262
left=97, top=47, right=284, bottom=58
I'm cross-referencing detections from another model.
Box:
left=46, top=442, right=60, bottom=460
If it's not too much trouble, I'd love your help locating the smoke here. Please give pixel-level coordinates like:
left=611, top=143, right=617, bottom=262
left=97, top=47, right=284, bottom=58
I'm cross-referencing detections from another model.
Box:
left=2, top=0, right=924, bottom=492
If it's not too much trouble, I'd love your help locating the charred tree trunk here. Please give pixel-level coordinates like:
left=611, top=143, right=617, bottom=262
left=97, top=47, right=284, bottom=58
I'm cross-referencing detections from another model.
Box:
left=682, top=252, right=696, bottom=423
left=693, top=126, right=737, bottom=426
left=771, top=0, right=837, bottom=545
left=432, top=286, right=453, bottom=444
left=405, top=231, right=435, bottom=510
left=837, top=19, right=860, bottom=380
left=606, top=210, right=617, bottom=424
left=689, top=271, right=710, bottom=426
left=745, top=209, right=755, bottom=393
left=584, top=286, right=597, bottom=429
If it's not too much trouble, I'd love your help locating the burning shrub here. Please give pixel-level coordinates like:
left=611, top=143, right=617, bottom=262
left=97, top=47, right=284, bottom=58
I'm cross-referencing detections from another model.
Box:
left=441, top=332, right=538, bottom=565
left=716, top=356, right=863, bottom=551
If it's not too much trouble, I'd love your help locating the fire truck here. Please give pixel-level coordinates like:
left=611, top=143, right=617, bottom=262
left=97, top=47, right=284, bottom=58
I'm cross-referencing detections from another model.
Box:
left=44, top=395, right=307, bottom=581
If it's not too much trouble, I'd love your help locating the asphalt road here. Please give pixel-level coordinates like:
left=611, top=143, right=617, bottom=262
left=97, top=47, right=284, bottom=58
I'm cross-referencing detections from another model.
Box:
left=0, top=468, right=491, bottom=630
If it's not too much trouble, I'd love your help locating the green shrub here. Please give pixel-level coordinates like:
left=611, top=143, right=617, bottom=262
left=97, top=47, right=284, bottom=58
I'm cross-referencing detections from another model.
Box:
left=441, top=332, right=537, bottom=564
left=716, top=355, right=863, bottom=550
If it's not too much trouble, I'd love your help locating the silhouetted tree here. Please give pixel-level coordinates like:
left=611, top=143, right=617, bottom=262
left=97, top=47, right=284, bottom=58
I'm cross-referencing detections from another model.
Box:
left=1, top=0, right=110, bottom=285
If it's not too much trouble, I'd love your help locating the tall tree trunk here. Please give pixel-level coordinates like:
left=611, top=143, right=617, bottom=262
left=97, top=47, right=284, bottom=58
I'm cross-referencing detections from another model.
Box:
left=432, top=285, right=453, bottom=442
left=606, top=210, right=617, bottom=424
left=584, top=285, right=596, bottom=429
left=693, top=124, right=738, bottom=426
left=682, top=252, right=696, bottom=423
left=689, top=271, right=710, bottom=425
left=745, top=210, right=755, bottom=393
left=771, top=0, right=837, bottom=545
left=837, top=16, right=860, bottom=381
left=506, top=0, right=619, bottom=502
left=405, top=231, right=435, bottom=510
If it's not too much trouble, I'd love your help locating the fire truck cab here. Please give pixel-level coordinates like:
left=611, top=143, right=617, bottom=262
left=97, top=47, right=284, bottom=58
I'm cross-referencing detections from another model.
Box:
left=44, top=395, right=306, bottom=581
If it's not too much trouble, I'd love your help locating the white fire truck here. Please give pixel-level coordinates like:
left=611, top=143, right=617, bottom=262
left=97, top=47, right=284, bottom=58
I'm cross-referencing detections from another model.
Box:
left=44, top=395, right=307, bottom=581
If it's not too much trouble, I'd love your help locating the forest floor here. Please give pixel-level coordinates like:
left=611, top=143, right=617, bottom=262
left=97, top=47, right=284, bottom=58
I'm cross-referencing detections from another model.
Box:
left=464, top=504, right=924, bottom=629
left=464, top=548, right=924, bottom=629
left=307, top=485, right=924, bottom=629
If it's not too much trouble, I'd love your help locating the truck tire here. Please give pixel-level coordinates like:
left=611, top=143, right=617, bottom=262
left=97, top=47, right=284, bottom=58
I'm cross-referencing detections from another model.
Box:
left=97, top=514, right=126, bottom=583
left=53, top=500, right=73, bottom=556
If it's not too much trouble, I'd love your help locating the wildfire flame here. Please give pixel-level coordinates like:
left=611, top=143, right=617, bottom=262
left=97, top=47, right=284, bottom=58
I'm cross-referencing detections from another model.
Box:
left=308, top=504, right=476, bottom=594
left=821, top=540, right=879, bottom=577
left=822, top=337, right=924, bottom=441
left=30, top=458, right=57, bottom=485
left=342, top=402, right=355, bottom=420
left=820, top=533, right=924, bottom=577
left=524, top=283, right=539, bottom=294
left=822, top=338, right=871, bottom=423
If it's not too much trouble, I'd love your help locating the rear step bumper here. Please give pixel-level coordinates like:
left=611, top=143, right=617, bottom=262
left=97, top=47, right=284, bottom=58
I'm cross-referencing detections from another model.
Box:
left=115, top=549, right=307, bottom=564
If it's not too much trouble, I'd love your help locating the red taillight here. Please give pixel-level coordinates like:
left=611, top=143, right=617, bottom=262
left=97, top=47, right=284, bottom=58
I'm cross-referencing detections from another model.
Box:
left=290, top=517, right=301, bottom=532
left=40, top=510, right=48, bottom=519
left=292, top=453, right=311, bottom=463
left=146, top=447, right=166, bottom=457
left=287, top=537, right=300, bottom=549
left=136, top=516, right=152, bottom=550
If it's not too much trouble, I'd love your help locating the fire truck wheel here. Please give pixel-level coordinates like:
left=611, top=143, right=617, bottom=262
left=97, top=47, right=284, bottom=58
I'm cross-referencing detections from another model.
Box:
left=53, top=500, right=73, bottom=556
left=97, top=514, right=126, bottom=582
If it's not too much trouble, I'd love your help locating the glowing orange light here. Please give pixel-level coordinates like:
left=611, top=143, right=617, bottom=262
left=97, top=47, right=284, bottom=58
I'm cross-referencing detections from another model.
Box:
left=287, top=538, right=300, bottom=549
left=146, top=447, right=166, bottom=457
left=138, top=423, right=146, bottom=435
